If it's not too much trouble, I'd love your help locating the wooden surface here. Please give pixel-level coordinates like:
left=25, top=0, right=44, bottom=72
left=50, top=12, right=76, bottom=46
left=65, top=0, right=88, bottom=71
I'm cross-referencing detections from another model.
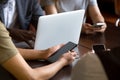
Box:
left=1, top=23, right=120, bottom=80
left=28, top=23, right=120, bottom=80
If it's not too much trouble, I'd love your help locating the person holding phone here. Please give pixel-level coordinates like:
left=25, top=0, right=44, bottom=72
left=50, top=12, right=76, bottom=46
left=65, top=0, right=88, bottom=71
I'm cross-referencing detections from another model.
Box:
left=41, top=0, right=107, bottom=34
left=71, top=52, right=108, bottom=80
left=72, top=45, right=120, bottom=80
left=0, top=21, right=77, bottom=80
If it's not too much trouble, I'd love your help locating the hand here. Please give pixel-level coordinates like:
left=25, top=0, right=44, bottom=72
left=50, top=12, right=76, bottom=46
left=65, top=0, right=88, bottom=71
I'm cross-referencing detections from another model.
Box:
left=7, top=28, right=36, bottom=48
left=82, top=23, right=95, bottom=34
left=93, top=22, right=107, bottom=33
left=41, top=44, right=64, bottom=59
left=82, top=23, right=107, bottom=34
left=59, top=51, right=77, bottom=65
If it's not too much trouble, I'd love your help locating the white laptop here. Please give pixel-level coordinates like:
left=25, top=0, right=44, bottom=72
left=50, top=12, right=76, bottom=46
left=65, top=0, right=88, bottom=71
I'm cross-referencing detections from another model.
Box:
left=34, top=10, right=85, bottom=50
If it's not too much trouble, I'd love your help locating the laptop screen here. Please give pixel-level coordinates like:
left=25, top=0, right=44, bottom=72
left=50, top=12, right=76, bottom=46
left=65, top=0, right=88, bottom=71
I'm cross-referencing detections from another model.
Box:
left=34, top=10, right=85, bottom=50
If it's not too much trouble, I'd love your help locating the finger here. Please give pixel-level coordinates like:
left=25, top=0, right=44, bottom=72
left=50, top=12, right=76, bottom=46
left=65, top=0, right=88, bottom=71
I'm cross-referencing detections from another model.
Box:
left=85, top=29, right=95, bottom=34
left=94, top=27, right=106, bottom=33
left=69, top=51, right=76, bottom=57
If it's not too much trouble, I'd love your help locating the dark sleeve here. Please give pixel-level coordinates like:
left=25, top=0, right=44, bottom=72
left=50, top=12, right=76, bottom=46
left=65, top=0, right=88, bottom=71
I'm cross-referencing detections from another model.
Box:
left=31, top=0, right=44, bottom=29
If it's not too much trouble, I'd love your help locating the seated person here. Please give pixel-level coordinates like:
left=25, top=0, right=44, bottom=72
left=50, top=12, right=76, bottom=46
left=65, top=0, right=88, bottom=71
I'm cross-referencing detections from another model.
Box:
left=0, top=21, right=77, bottom=80
left=0, top=0, right=43, bottom=48
left=72, top=53, right=108, bottom=80
left=72, top=46, right=120, bottom=80
left=41, top=0, right=107, bottom=34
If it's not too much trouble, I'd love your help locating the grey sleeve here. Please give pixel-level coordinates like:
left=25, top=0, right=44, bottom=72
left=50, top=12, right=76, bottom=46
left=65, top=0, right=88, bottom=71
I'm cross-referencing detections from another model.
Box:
left=89, top=0, right=98, bottom=6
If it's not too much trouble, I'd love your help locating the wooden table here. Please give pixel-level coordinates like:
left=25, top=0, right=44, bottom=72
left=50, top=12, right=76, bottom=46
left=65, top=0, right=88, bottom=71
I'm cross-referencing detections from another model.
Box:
left=80, top=23, right=120, bottom=49
left=27, top=45, right=90, bottom=80
left=1, top=23, right=120, bottom=80
left=27, top=23, right=120, bottom=80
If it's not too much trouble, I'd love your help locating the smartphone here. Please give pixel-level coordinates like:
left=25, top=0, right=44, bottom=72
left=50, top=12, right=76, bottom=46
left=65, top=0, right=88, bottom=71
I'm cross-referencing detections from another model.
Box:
left=93, top=22, right=105, bottom=28
left=47, top=41, right=77, bottom=63
left=92, top=44, right=106, bottom=53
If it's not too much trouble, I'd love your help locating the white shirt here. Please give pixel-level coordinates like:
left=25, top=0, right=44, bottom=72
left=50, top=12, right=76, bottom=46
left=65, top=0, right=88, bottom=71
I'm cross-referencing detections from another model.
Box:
left=3, top=0, right=16, bottom=28
left=55, top=0, right=98, bottom=23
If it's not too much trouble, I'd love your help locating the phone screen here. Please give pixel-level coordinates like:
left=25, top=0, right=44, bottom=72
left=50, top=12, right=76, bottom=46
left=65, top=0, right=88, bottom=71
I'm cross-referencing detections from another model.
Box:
left=47, top=42, right=77, bottom=62
left=93, top=23, right=105, bottom=28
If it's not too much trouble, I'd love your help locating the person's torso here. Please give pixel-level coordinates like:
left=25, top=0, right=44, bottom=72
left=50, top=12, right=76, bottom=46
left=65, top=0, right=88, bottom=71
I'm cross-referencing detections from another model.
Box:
left=0, top=0, right=43, bottom=30
left=56, top=0, right=97, bottom=13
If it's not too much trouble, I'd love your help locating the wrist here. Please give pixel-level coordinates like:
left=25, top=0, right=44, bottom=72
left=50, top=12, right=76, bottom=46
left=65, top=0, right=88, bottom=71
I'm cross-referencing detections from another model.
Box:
left=37, top=50, right=48, bottom=60
left=58, top=58, right=68, bottom=66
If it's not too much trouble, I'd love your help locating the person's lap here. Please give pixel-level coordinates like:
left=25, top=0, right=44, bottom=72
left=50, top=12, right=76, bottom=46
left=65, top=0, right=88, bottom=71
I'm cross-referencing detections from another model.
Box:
left=0, top=66, right=16, bottom=80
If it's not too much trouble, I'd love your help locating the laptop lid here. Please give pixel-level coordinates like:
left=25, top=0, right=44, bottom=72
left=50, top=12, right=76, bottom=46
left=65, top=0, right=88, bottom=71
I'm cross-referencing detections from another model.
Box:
left=34, top=10, right=85, bottom=50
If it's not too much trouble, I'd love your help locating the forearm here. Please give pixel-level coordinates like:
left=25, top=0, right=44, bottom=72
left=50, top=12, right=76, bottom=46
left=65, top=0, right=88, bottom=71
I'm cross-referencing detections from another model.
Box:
left=44, top=5, right=57, bottom=15
left=92, top=13, right=105, bottom=23
left=33, top=58, right=67, bottom=80
left=17, top=44, right=64, bottom=60
left=2, top=53, right=68, bottom=80
left=1, top=53, right=35, bottom=80
left=17, top=48, right=47, bottom=60
left=89, top=5, right=105, bottom=23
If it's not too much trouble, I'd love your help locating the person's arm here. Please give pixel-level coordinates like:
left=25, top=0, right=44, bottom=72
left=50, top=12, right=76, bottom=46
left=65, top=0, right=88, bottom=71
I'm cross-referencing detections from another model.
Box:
left=17, top=44, right=64, bottom=60
left=88, top=5, right=105, bottom=23
left=82, top=5, right=107, bottom=34
left=40, top=0, right=57, bottom=15
left=0, top=21, right=76, bottom=80
left=2, top=51, right=76, bottom=80
left=88, top=5, right=107, bottom=32
left=44, top=4, right=58, bottom=15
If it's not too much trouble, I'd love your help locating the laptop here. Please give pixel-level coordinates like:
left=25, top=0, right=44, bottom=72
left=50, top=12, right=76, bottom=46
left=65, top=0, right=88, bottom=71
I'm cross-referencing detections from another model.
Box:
left=34, top=10, right=85, bottom=50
